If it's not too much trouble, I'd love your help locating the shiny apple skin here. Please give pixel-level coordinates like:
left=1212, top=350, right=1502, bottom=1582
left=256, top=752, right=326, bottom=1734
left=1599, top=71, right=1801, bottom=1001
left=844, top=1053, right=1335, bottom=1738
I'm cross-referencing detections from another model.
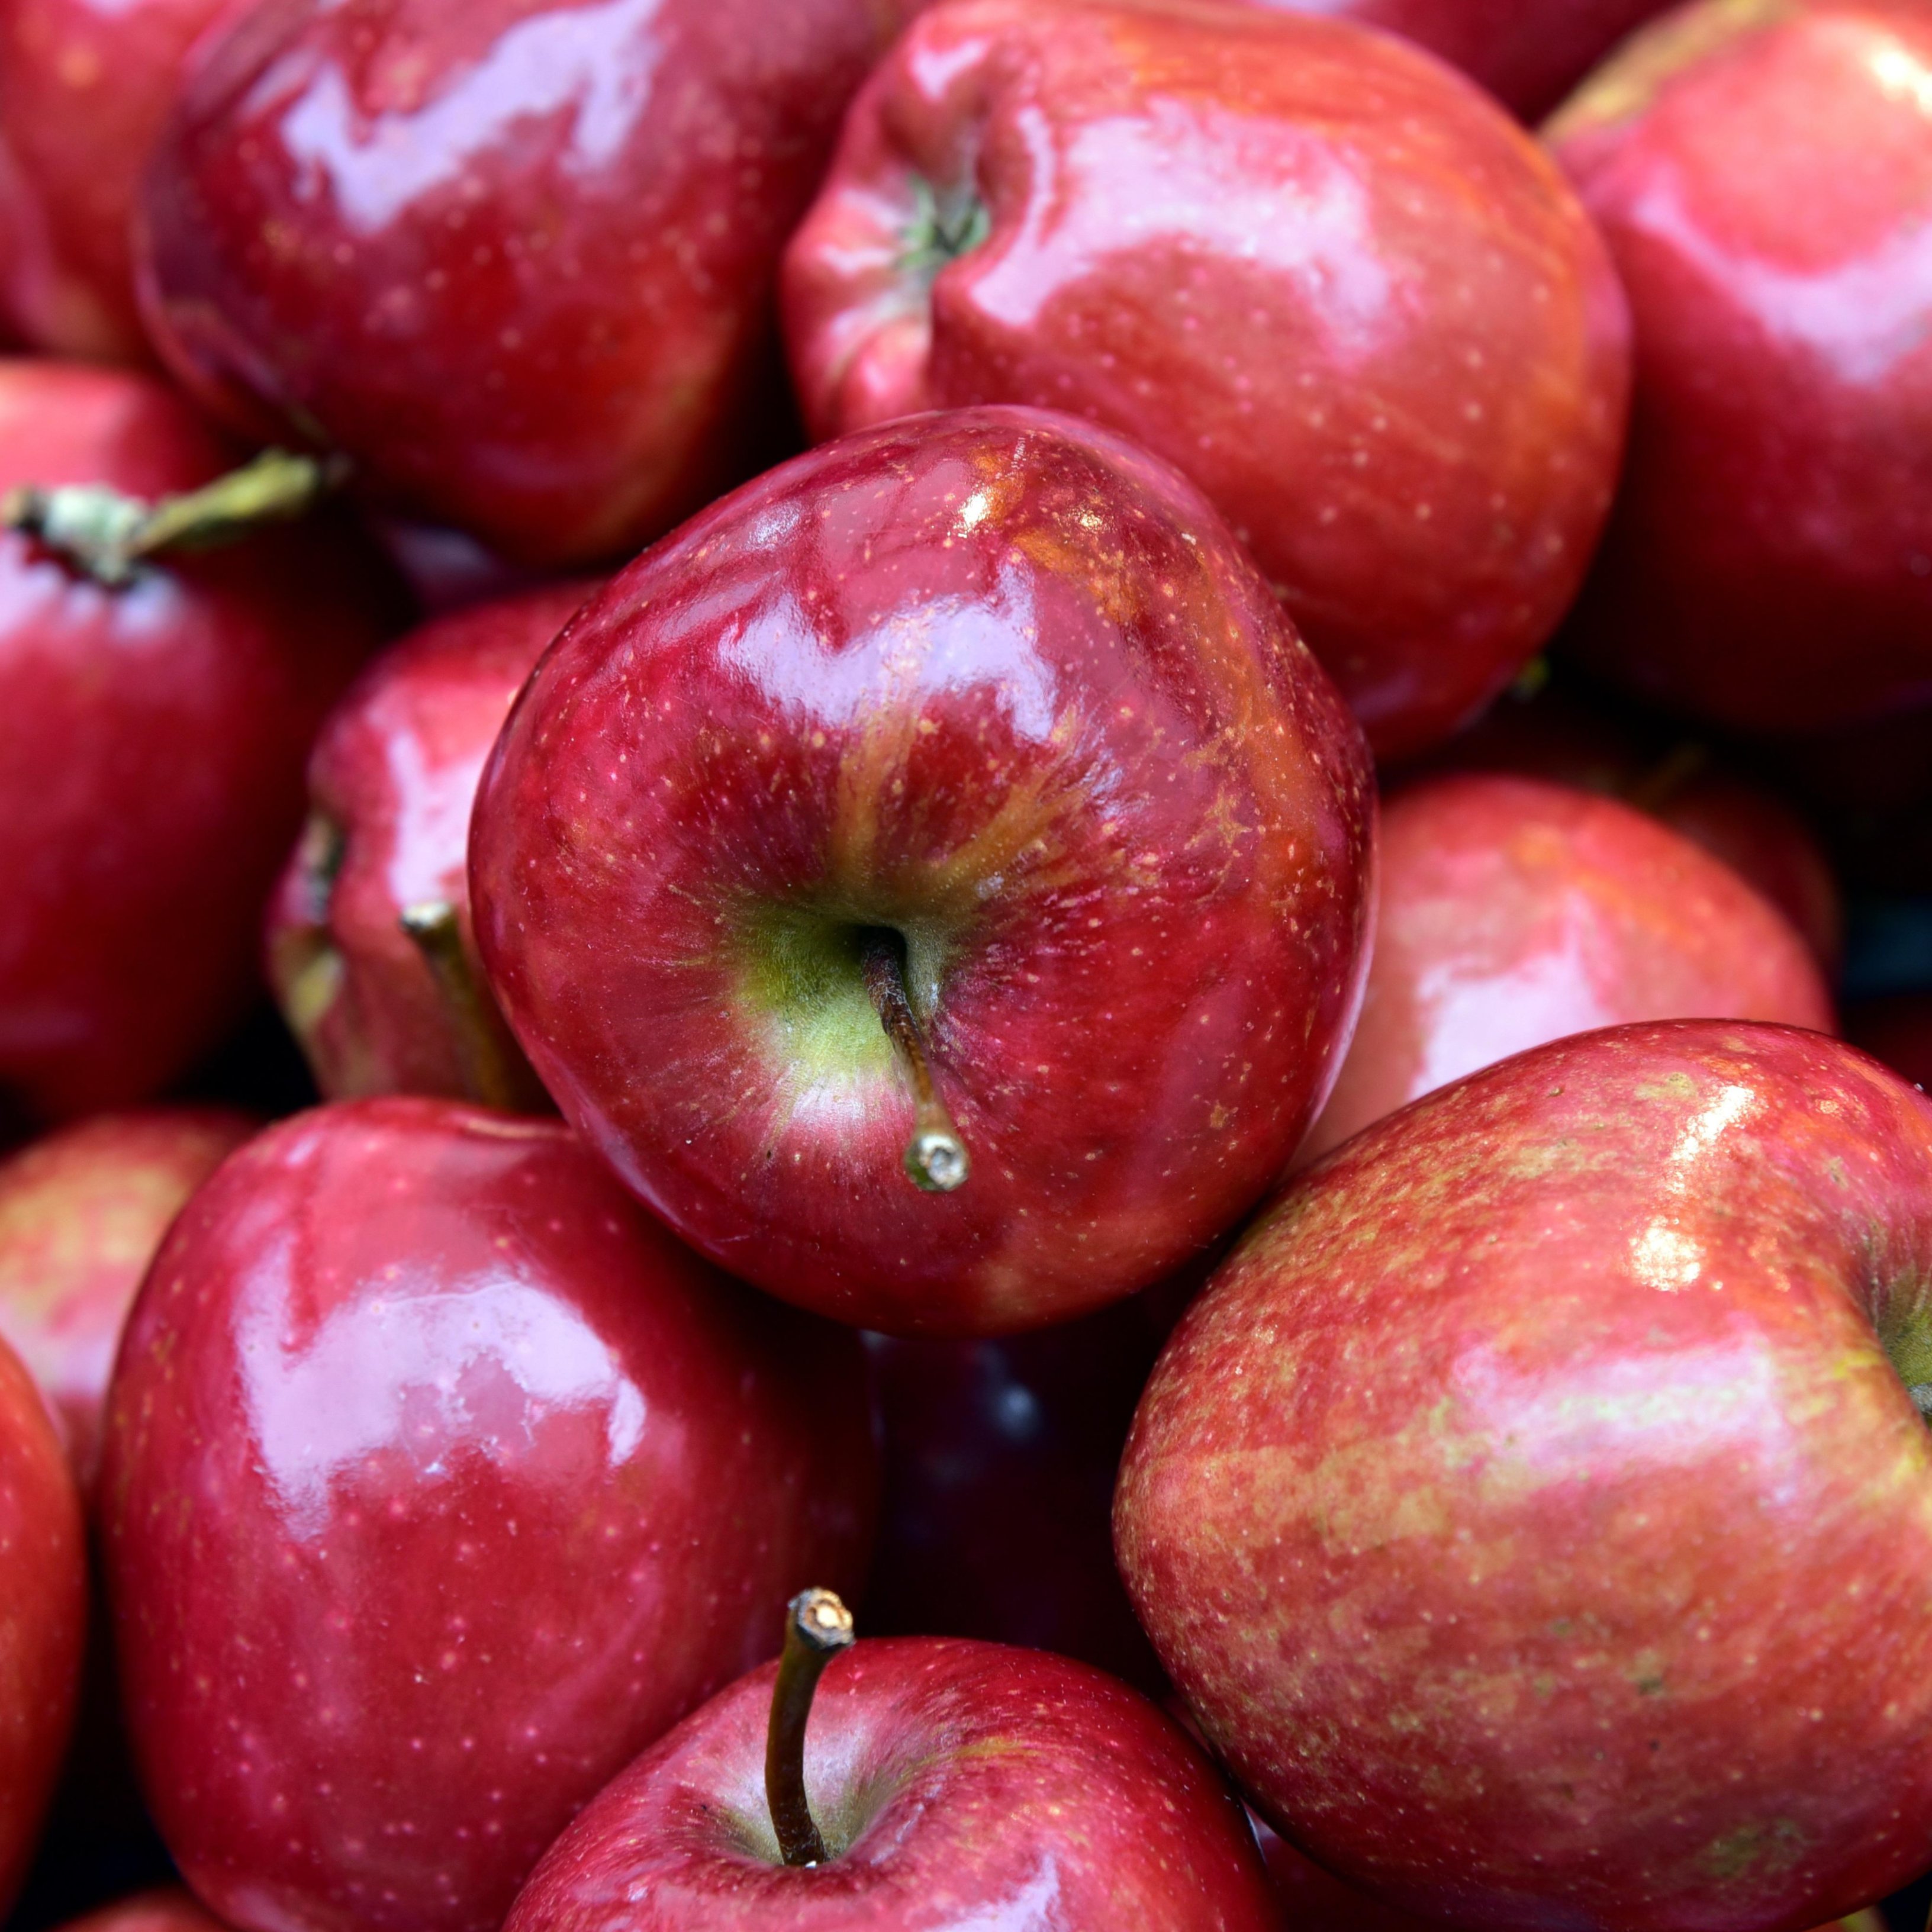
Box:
left=1303, top=773, right=1834, bottom=1158
left=0, top=360, right=399, bottom=1124
left=471, top=405, right=1376, bottom=1336
left=99, top=1097, right=877, bottom=1932
left=53, top=1892, right=239, bottom=1932
left=268, top=582, right=592, bottom=1102
left=1117, top=1019, right=1932, bottom=1931
left=504, top=1636, right=1282, bottom=1932
left=0, top=1107, right=252, bottom=1492
left=1548, top=0, right=1932, bottom=734
left=862, top=1288, right=1174, bottom=1690
left=134, top=0, right=901, bottom=568
left=0, top=0, right=234, bottom=361
left=0, top=1326, right=86, bottom=1920
left=1261, top=0, right=1675, bottom=120
left=781, top=0, right=1630, bottom=762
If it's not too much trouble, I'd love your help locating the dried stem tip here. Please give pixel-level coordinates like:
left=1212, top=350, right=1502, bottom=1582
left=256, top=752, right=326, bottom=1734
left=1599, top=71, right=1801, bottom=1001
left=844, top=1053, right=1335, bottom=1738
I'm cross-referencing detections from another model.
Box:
left=859, top=932, right=969, bottom=1194
left=765, top=1587, right=855, bottom=1868
left=399, top=899, right=530, bottom=1115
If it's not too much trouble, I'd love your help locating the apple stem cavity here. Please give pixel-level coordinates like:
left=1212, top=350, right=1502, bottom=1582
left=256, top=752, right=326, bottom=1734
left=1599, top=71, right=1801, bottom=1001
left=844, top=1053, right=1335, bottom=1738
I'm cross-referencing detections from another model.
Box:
left=399, top=899, right=532, bottom=1115
left=766, top=1586, right=855, bottom=1867
left=1, top=447, right=347, bottom=588
left=859, top=930, right=969, bottom=1193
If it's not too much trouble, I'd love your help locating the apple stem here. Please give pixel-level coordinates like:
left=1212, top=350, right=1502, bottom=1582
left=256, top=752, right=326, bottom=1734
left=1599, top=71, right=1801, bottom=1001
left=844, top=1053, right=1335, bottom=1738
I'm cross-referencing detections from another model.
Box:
left=398, top=900, right=540, bottom=1115
left=1, top=447, right=346, bottom=588
left=766, top=1587, right=855, bottom=1867
left=859, top=931, right=969, bottom=1193
left=1625, top=739, right=1709, bottom=814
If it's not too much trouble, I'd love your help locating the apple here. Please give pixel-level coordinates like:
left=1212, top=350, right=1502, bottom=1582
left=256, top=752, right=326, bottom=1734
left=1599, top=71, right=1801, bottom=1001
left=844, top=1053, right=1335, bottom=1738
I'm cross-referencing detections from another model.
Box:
left=1255, top=0, right=1676, bottom=120
left=268, top=582, right=594, bottom=1106
left=48, top=1893, right=235, bottom=1932
left=503, top=1594, right=1282, bottom=1931
left=1300, top=772, right=1836, bottom=1159
left=101, top=1097, right=877, bottom=1932
left=862, top=1286, right=1179, bottom=1690
left=1772, top=703, right=1932, bottom=899
left=133, top=0, right=903, bottom=567
left=0, top=359, right=400, bottom=1125
left=1118, top=1017, right=1932, bottom=1930
left=471, top=404, right=1375, bottom=1337
left=1548, top=0, right=1932, bottom=735
left=0, top=1106, right=252, bottom=1492
left=0, top=0, right=237, bottom=361
left=1846, top=996, right=1932, bottom=1091
left=781, top=0, right=1631, bottom=762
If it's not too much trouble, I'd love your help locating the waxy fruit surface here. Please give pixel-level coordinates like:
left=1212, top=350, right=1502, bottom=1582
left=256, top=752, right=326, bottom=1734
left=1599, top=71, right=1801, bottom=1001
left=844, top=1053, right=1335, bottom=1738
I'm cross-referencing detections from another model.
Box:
left=101, top=1099, right=877, bottom=1932
left=784, top=0, right=1630, bottom=760
left=471, top=406, right=1375, bottom=1335
left=1118, top=1020, right=1932, bottom=1930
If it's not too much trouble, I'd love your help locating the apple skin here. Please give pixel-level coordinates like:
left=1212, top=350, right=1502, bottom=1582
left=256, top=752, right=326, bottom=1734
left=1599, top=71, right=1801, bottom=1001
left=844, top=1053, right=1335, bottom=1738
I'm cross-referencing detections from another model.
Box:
left=0, top=0, right=236, bottom=362
left=1255, top=0, right=1675, bottom=120
left=471, top=404, right=1376, bottom=1337
left=1302, top=774, right=1836, bottom=1159
left=99, top=1097, right=877, bottom=1932
left=0, top=359, right=400, bottom=1125
left=1117, top=1019, right=1932, bottom=1931
left=134, top=0, right=902, bottom=568
left=503, top=1636, right=1283, bottom=1932
left=781, top=0, right=1630, bottom=762
left=1548, top=0, right=1932, bottom=735
left=268, top=582, right=593, bottom=1103
left=51, top=1893, right=237, bottom=1932
left=0, top=1107, right=252, bottom=1493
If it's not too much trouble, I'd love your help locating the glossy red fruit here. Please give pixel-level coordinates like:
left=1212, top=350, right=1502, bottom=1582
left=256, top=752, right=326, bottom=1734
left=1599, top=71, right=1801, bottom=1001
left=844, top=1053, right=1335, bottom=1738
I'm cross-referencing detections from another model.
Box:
left=0, top=1327, right=85, bottom=1918
left=782, top=0, right=1630, bottom=761
left=0, top=0, right=235, bottom=360
left=1303, top=773, right=1835, bottom=1158
left=0, top=1107, right=252, bottom=1491
left=1261, top=0, right=1675, bottom=120
left=1549, top=0, right=1932, bottom=734
left=1118, top=1020, right=1932, bottom=1930
left=0, top=360, right=398, bottom=1124
left=268, top=582, right=591, bottom=1103
left=862, top=1289, right=1174, bottom=1690
left=50, top=1892, right=237, bottom=1932
left=471, top=406, right=1376, bottom=1337
left=101, top=1098, right=877, bottom=1932
left=135, top=0, right=901, bottom=567
left=504, top=1637, right=1282, bottom=1932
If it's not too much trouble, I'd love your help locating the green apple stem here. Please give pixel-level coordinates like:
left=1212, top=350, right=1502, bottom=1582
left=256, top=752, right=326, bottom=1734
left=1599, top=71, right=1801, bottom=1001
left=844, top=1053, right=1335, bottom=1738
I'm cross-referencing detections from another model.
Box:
left=398, top=899, right=537, bottom=1115
left=1, top=447, right=346, bottom=588
left=766, top=1587, right=855, bottom=1867
left=859, top=931, right=969, bottom=1193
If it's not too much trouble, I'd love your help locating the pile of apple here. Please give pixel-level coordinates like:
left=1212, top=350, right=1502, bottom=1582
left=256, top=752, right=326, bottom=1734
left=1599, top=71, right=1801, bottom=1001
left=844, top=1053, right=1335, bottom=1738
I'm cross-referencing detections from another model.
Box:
left=0, top=0, right=1930, bottom=1927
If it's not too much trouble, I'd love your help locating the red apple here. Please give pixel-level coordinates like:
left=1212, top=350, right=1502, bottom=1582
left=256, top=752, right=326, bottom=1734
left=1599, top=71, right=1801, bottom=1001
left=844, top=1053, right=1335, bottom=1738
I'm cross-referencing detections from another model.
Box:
left=268, top=582, right=592, bottom=1105
left=0, top=0, right=237, bottom=361
left=1302, top=773, right=1835, bottom=1159
left=0, top=1106, right=252, bottom=1492
left=1255, top=0, right=1676, bottom=120
left=504, top=1630, right=1282, bottom=1931
left=1846, top=995, right=1932, bottom=1091
left=861, top=1288, right=1174, bottom=1690
left=1118, top=1019, right=1932, bottom=1930
left=0, top=1325, right=85, bottom=1918
left=0, top=360, right=399, bottom=1124
left=101, top=1097, right=877, bottom=1932
left=133, top=0, right=900, bottom=567
left=50, top=1893, right=236, bottom=1932
left=1772, top=703, right=1932, bottom=898
left=471, top=405, right=1375, bottom=1337
left=1548, top=0, right=1932, bottom=735
left=781, top=0, right=1630, bottom=762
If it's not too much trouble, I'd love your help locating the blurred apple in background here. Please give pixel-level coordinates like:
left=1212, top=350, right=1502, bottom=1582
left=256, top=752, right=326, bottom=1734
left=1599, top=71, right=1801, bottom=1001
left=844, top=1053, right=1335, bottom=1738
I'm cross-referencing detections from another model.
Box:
left=44, top=1893, right=235, bottom=1932
left=1549, top=0, right=1932, bottom=735
left=1120, top=1020, right=1932, bottom=1930
left=784, top=0, right=1630, bottom=761
left=268, top=582, right=592, bottom=1106
left=1301, top=772, right=1834, bottom=1160
left=134, top=0, right=903, bottom=565
left=1846, top=995, right=1932, bottom=1091
left=0, top=1108, right=251, bottom=1492
left=0, top=361, right=400, bottom=1126
left=472, top=406, right=1374, bottom=1337
left=102, top=1098, right=876, bottom=1932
